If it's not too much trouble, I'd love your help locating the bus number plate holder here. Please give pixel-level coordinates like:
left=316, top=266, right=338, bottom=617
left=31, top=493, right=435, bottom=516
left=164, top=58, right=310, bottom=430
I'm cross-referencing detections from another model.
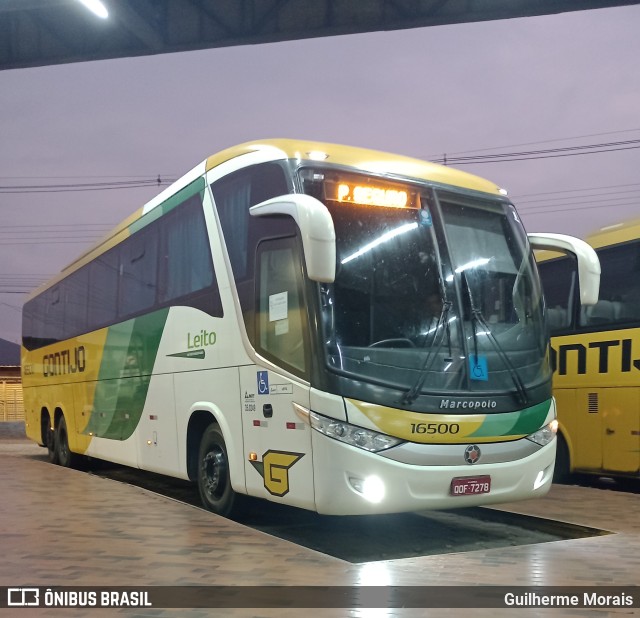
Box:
left=450, top=475, right=491, bottom=496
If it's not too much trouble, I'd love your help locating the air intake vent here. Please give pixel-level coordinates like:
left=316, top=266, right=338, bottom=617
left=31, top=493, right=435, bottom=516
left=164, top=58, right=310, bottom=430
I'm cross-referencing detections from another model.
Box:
left=588, top=392, right=599, bottom=413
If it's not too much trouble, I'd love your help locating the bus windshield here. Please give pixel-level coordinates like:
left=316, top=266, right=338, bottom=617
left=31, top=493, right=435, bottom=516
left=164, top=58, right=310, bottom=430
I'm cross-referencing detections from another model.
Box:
left=301, top=169, right=549, bottom=403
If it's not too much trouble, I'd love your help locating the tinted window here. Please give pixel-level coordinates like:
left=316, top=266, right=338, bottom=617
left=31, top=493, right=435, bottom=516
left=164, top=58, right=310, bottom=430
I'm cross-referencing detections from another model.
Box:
left=23, top=181, right=223, bottom=350
left=119, top=228, right=158, bottom=318
left=160, top=193, right=220, bottom=315
left=580, top=240, right=640, bottom=327
left=537, top=256, right=577, bottom=332
left=211, top=162, right=294, bottom=344
left=88, top=249, right=119, bottom=329
left=64, top=267, right=89, bottom=336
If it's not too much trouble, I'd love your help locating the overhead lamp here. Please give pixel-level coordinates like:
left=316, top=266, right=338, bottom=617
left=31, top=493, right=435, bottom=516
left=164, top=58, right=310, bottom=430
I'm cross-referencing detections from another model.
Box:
left=77, top=0, right=109, bottom=19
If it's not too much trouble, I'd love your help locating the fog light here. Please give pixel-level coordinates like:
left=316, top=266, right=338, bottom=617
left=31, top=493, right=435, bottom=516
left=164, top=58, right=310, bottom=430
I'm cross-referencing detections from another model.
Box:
left=533, top=465, right=552, bottom=490
left=363, top=476, right=385, bottom=503
left=348, top=475, right=385, bottom=503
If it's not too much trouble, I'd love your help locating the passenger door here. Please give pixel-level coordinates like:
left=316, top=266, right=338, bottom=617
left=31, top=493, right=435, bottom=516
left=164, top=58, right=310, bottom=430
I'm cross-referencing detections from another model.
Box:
left=240, top=236, right=315, bottom=510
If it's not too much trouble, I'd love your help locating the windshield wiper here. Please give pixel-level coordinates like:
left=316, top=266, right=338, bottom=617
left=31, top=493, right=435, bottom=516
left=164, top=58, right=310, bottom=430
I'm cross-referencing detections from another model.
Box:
left=461, top=271, right=528, bottom=406
left=400, top=300, right=452, bottom=406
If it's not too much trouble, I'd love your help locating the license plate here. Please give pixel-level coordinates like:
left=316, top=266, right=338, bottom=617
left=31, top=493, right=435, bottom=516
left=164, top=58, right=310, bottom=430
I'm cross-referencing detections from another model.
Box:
left=450, top=475, right=491, bottom=496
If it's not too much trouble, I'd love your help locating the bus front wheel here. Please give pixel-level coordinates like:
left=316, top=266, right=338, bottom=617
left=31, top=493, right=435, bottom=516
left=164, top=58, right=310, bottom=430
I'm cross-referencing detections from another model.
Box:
left=197, top=425, right=238, bottom=517
left=553, top=433, right=571, bottom=484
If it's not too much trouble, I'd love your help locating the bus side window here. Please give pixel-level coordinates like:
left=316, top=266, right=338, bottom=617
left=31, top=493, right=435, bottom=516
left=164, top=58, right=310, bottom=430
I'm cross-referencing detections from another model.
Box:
left=211, top=162, right=294, bottom=345
left=578, top=241, right=640, bottom=328
left=119, top=227, right=158, bottom=319
left=256, top=238, right=308, bottom=376
left=537, top=256, right=576, bottom=333
left=88, top=249, right=119, bottom=329
left=159, top=194, right=222, bottom=317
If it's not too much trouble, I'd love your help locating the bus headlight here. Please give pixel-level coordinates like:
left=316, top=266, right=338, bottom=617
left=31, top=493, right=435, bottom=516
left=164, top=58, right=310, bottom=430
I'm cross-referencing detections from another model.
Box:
left=526, top=420, right=558, bottom=447
left=309, top=411, right=403, bottom=452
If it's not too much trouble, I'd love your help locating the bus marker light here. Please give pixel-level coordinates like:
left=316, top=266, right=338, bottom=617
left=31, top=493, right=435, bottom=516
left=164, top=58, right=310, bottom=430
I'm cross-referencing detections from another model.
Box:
left=306, top=150, right=328, bottom=161
left=249, top=452, right=258, bottom=462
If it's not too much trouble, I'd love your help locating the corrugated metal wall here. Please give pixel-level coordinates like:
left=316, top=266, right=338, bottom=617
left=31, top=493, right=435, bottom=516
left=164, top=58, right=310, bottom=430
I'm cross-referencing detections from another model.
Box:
left=1, top=381, right=24, bottom=421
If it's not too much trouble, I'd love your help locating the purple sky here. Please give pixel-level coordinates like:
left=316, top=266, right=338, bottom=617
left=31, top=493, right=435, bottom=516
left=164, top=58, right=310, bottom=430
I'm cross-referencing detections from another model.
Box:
left=1, top=5, right=639, bottom=344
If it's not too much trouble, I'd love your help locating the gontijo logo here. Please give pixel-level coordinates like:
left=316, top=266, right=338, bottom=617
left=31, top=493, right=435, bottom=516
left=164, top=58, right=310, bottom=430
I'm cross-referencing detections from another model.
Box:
left=42, top=346, right=86, bottom=377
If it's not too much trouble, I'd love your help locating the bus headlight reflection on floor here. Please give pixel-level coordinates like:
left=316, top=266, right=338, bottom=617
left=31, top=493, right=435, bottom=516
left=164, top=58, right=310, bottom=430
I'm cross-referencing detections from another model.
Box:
left=349, top=475, right=386, bottom=503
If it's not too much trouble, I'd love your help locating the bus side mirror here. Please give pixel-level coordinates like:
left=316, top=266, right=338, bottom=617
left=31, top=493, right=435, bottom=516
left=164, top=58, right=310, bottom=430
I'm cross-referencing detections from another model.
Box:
left=250, top=194, right=336, bottom=283
left=528, top=232, right=601, bottom=306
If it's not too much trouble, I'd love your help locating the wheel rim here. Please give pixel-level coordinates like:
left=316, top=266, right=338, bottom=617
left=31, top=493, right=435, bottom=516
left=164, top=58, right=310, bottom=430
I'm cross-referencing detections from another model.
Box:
left=201, top=446, right=227, bottom=503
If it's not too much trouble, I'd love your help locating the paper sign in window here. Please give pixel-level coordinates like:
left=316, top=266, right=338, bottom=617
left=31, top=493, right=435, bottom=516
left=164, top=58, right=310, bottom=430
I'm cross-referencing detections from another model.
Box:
left=269, top=291, right=288, bottom=322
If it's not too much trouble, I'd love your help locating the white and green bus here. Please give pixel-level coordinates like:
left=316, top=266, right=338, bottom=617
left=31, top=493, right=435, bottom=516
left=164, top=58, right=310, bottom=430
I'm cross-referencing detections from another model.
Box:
left=21, top=139, right=600, bottom=516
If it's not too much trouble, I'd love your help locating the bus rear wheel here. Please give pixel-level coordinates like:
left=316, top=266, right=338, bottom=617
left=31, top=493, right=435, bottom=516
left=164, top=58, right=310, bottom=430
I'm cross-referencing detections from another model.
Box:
left=55, top=416, right=79, bottom=468
left=197, top=425, right=238, bottom=517
left=45, top=418, right=58, bottom=464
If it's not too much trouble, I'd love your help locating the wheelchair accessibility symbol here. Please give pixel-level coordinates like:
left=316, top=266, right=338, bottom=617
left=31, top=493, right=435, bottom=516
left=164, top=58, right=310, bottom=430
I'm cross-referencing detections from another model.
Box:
left=469, top=355, right=488, bottom=381
left=257, top=371, right=269, bottom=394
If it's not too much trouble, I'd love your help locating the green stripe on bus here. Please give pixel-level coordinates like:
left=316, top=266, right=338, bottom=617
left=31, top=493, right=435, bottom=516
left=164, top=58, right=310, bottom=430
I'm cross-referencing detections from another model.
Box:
left=128, top=177, right=206, bottom=235
left=469, top=399, right=551, bottom=438
left=84, top=308, right=169, bottom=440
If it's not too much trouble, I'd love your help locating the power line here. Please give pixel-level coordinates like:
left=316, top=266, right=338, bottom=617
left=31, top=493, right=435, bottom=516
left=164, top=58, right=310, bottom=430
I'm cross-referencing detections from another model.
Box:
left=430, top=127, right=640, bottom=157
left=0, top=237, right=99, bottom=246
left=0, top=174, right=176, bottom=179
left=0, top=302, right=22, bottom=313
left=520, top=200, right=639, bottom=217
left=434, top=139, right=640, bottom=165
left=0, top=177, right=176, bottom=194
left=510, top=182, right=640, bottom=200
left=0, top=224, right=113, bottom=229
left=517, top=194, right=640, bottom=212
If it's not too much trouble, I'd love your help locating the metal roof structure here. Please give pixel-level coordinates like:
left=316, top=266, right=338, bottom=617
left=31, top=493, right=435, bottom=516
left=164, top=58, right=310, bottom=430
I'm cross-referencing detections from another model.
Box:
left=2, top=0, right=639, bottom=71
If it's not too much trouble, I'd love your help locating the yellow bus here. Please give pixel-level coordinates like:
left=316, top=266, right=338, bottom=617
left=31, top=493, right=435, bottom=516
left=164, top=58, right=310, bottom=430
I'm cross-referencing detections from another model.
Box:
left=537, top=219, right=640, bottom=483
left=21, top=139, right=599, bottom=516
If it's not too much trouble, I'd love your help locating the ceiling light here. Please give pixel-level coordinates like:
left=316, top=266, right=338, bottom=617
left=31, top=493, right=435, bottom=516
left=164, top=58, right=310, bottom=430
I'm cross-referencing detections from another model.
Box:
left=77, top=0, right=108, bottom=19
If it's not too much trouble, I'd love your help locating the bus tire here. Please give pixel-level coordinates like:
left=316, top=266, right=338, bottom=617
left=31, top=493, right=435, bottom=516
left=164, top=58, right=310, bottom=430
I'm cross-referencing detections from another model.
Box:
left=553, top=433, right=571, bottom=484
left=55, top=416, right=79, bottom=468
left=197, top=425, right=238, bottom=517
left=45, top=416, right=58, bottom=464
